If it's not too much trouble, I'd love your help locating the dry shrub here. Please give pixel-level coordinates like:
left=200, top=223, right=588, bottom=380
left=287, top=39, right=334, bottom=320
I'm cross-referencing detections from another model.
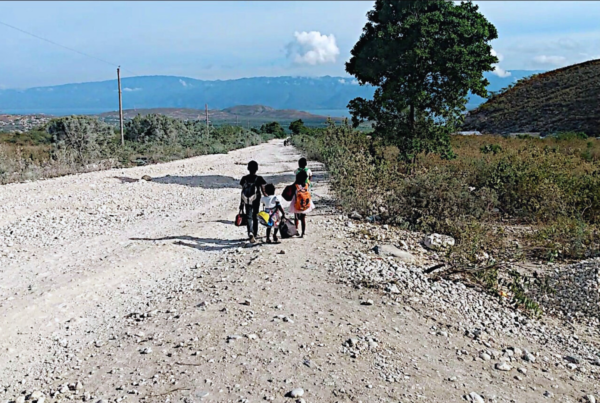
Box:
left=292, top=128, right=600, bottom=261
left=0, top=119, right=276, bottom=185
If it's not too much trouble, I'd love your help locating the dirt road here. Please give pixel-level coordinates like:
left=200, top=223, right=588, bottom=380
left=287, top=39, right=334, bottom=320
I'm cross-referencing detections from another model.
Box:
left=0, top=140, right=597, bottom=403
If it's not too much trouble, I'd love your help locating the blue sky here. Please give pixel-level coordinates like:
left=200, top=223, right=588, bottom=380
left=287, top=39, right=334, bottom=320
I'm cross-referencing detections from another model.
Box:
left=1, top=1, right=600, bottom=88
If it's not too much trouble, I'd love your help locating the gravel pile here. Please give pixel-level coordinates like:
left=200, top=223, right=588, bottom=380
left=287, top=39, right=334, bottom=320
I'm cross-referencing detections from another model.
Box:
left=322, top=216, right=600, bottom=376
left=533, top=258, right=600, bottom=326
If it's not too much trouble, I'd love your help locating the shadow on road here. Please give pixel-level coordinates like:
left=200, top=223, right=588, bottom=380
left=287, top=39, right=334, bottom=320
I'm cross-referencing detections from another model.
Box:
left=207, top=219, right=235, bottom=225
left=113, top=176, right=139, bottom=183
left=130, top=235, right=251, bottom=252
left=114, top=171, right=327, bottom=189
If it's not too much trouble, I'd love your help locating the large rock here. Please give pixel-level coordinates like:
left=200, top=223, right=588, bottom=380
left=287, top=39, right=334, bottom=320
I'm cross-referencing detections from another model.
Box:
left=288, top=388, right=304, bottom=398
left=468, top=392, right=484, bottom=403
left=349, top=211, right=362, bottom=220
left=423, top=234, right=455, bottom=251
left=373, top=245, right=416, bottom=264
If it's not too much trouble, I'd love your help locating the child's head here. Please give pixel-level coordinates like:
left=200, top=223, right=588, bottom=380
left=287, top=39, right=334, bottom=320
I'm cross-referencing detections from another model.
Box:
left=298, top=157, right=307, bottom=168
left=247, top=160, right=258, bottom=174
left=295, top=169, right=308, bottom=185
left=265, top=183, right=275, bottom=196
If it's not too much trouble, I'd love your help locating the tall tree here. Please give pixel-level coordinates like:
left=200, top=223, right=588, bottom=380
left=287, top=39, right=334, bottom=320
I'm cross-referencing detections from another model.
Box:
left=346, top=0, right=498, bottom=160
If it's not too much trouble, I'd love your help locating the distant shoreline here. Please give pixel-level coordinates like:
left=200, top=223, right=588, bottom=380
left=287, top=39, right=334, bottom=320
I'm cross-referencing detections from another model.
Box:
left=0, top=107, right=352, bottom=118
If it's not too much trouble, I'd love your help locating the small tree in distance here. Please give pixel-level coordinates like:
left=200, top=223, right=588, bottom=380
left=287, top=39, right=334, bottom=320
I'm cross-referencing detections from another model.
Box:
left=289, top=119, right=309, bottom=135
left=260, top=121, right=286, bottom=138
left=346, top=0, right=499, bottom=160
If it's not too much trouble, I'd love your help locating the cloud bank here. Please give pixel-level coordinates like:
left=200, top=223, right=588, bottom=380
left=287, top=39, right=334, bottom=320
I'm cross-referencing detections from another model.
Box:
left=286, top=31, right=340, bottom=65
left=491, top=49, right=511, bottom=78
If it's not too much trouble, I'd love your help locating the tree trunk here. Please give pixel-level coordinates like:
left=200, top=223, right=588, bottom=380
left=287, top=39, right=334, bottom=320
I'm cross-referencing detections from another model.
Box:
left=408, top=104, right=415, bottom=133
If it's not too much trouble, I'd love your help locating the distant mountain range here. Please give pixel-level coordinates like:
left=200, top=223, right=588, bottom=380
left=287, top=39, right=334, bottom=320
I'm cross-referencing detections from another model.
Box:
left=0, top=72, right=544, bottom=115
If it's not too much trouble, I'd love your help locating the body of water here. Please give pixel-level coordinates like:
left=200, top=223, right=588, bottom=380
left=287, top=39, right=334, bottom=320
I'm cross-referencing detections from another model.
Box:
left=303, top=109, right=352, bottom=118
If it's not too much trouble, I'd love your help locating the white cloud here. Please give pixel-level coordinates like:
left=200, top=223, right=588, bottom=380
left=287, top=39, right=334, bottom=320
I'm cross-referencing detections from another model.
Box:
left=123, top=87, right=141, bottom=92
left=286, top=31, right=340, bottom=65
left=490, top=49, right=511, bottom=78
left=337, top=78, right=359, bottom=85
left=532, top=55, right=567, bottom=66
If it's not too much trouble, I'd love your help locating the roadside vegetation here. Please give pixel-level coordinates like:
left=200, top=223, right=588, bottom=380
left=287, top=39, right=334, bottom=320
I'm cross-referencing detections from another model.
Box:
left=292, top=125, right=600, bottom=314
left=0, top=114, right=278, bottom=185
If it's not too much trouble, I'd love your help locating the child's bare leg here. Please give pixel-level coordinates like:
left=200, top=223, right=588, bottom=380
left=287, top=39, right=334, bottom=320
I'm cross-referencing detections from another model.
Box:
left=273, top=228, right=279, bottom=242
left=300, top=214, right=306, bottom=237
left=266, top=227, right=272, bottom=243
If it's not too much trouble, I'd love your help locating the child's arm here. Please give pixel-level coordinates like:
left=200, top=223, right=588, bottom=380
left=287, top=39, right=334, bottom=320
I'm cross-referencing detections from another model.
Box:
left=276, top=202, right=286, bottom=218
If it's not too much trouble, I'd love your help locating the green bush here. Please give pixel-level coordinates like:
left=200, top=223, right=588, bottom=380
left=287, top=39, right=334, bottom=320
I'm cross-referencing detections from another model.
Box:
left=554, top=131, right=588, bottom=140
left=125, top=114, right=186, bottom=143
left=480, top=144, right=502, bottom=155
left=47, top=116, right=115, bottom=162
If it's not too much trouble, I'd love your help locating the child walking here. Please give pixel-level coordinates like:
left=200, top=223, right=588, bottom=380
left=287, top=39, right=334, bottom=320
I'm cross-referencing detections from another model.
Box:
left=288, top=170, right=315, bottom=238
left=294, top=157, right=313, bottom=189
left=239, top=160, right=267, bottom=243
left=261, top=184, right=286, bottom=243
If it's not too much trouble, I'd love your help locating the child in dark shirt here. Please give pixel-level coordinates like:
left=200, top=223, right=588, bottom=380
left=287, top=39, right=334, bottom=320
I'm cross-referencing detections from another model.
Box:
left=239, top=160, right=267, bottom=243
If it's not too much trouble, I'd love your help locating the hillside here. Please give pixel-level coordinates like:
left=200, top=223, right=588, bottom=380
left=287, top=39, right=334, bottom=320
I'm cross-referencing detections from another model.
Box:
left=96, top=106, right=342, bottom=127
left=0, top=72, right=541, bottom=115
left=463, top=60, right=600, bottom=136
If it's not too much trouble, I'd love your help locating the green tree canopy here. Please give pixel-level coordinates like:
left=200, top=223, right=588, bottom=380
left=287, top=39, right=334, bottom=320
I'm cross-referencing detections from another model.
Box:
left=260, top=121, right=286, bottom=138
left=289, top=119, right=309, bottom=135
left=346, top=0, right=498, bottom=160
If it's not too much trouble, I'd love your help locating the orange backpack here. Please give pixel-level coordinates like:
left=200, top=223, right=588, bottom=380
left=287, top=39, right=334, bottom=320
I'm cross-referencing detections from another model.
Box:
left=294, top=184, right=311, bottom=212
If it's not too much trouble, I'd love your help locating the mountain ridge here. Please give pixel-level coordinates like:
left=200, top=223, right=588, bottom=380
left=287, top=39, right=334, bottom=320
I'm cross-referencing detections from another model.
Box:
left=0, top=72, right=544, bottom=114
left=462, top=59, right=600, bottom=136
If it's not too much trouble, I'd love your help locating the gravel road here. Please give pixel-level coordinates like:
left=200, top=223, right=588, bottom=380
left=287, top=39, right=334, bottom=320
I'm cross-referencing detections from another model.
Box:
left=1, top=140, right=598, bottom=403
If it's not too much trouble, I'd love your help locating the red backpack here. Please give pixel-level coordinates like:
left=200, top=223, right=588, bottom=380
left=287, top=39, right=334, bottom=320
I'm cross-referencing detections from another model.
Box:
left=294, top=184, right=311, bottom=212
